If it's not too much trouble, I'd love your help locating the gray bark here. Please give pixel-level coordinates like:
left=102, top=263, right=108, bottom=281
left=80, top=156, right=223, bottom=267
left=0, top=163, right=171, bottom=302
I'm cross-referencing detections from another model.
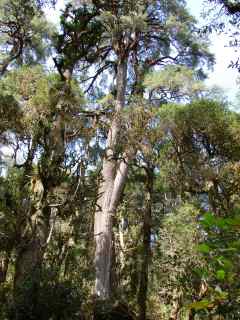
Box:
left=94, top=59, right=128, bottom=299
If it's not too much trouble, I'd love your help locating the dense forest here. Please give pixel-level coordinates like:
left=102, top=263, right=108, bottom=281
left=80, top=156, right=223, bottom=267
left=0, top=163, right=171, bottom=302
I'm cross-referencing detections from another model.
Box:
left=0, top=0, right=240, bottom=319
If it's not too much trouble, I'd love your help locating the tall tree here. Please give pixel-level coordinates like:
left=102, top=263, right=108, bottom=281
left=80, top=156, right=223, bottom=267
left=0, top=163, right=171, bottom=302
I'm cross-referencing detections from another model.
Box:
left=83, top=0, right=213, bottom=299
left=0, top=65, right=84, bottom=317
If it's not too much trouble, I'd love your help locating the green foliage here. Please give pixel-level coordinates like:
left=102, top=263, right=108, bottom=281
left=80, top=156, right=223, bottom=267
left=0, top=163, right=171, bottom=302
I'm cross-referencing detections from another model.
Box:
left=157, top=99, right=240, bottom=197
left=0, top=65, right=84, bottom=136
left=54, top=3, right=103, bottom=70
left=0, top=94, right=22, bottom=135
left=197, top=210, right=240, bottom=316
left=0, top=168, right=28, bottom=249
left=0, top=0, right=55, bottom=72
left=99, top=3, right=147, bottom=36
left=144, top=65, right=205, bottom=100
left=153, top=203, right=205, bottom=313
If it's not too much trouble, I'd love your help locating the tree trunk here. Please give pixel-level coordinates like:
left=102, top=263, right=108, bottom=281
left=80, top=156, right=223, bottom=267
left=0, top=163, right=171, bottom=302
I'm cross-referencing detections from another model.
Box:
left=138, top=167, right=153, bottom=320
left=14, top=201, right=50, bottom=293
left=119, top=216, right=126, bottom=274
left=0, top=251, right=10, bottom=283
left=13, top=71, right=68, bottom=310
left=94, top=58, right=128, bottom=299
left=170, top=288, right=181, bottom=320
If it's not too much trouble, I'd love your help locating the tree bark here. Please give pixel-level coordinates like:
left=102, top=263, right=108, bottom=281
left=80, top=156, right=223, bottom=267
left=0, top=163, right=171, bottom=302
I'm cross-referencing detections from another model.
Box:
left=13, top=197, right=52, bottom=319
left=170, top=288, right=181, bottom=320
left=0, top=43, right=23, bottom=77
left=94, top=58, right=128, bottom=299
left=138, top=166, right=153, bottom=320
left=0, top=251, right=10, bottom=283
left=13, top=72, right=69, bottom=309
left=119, top=216, right=126, bottom=273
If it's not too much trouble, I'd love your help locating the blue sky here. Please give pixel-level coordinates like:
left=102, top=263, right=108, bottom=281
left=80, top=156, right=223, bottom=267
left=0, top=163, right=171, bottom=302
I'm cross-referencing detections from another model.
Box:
left=46, top=0, right=239, bottom=104
left=187, top=0, right=239, bottom=104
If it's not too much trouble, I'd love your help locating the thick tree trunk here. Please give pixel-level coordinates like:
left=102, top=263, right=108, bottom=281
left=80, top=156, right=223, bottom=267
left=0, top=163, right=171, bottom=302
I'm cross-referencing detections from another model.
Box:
left=14, top=240, right=43, bottom=290
left=94, top=59, right=128, bottom=299
left=138, top=167, right=153, bottom=320
left=14, top=201, right=51, bottom=295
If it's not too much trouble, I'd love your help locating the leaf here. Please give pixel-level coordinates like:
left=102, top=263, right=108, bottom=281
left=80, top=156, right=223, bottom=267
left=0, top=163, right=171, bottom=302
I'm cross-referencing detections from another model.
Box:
left=215, top=217, right=228, bottom=229
left=216, top=269, right=225, bottom=280
left=188, top=299, right=214, bottom=311
left=197, top=243, right=210, bottom=254
left=201, top=212, right=216, bottom=227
